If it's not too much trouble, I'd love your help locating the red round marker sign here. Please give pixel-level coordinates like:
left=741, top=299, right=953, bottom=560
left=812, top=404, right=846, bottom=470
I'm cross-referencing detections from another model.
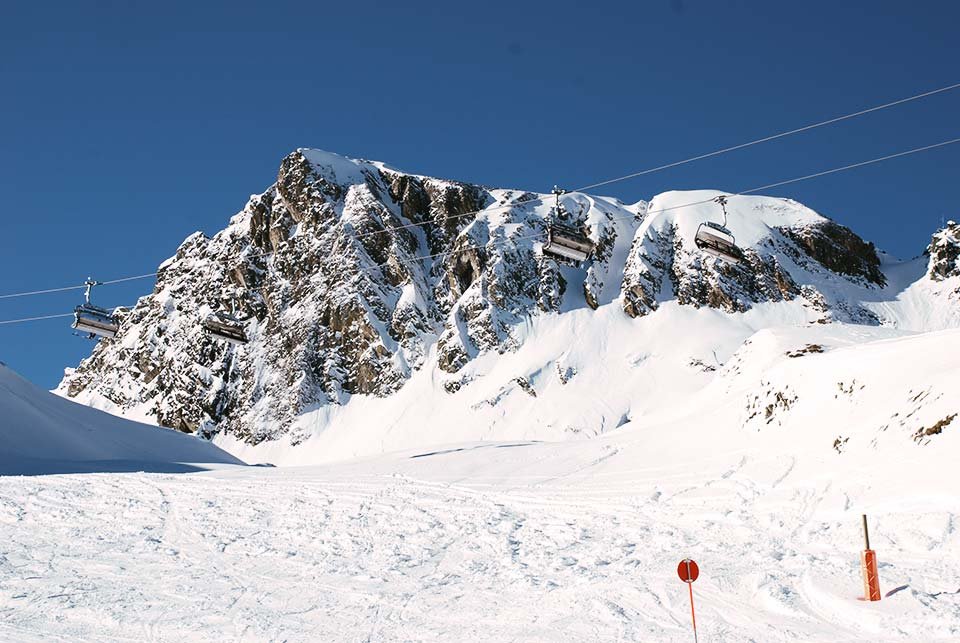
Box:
left=678, top=558, right=699, bottom=583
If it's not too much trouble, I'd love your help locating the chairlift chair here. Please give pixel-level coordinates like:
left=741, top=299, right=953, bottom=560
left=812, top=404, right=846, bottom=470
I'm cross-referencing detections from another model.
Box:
left=694, top=196, right=743, bottom=263
left=72, top=279, right=119, bottom=339
left=542, top=186, right=596, bottom=263
left=202, top=310, right=248, bottom=346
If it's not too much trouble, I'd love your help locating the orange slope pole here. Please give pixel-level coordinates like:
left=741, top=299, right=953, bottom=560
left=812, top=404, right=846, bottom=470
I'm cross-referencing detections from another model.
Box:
left=688, top=580, right=698, bottom=642
left=861, top=514, right=882, bottom=601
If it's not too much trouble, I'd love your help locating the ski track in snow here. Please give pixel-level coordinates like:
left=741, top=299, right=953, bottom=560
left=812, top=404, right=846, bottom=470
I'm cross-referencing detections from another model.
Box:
left=1, top=435, right=959, bottom=642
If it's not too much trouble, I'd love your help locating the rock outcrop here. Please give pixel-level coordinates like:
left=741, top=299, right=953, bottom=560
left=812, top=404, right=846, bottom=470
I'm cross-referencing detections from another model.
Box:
left=927, top=221, right=960, bottom=281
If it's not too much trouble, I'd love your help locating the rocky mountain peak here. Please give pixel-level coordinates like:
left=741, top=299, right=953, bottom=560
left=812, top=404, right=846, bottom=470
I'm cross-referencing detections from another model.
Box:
left=57, top=151, right=942, bottom=446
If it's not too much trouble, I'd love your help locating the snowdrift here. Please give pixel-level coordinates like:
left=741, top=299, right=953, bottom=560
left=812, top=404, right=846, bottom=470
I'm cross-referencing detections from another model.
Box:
left=0, top=363, right=243, bottom=475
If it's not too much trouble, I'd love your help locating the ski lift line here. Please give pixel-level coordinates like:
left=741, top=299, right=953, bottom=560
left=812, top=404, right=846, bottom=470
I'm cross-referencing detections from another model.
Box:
left=0, top=284, right=86, bottom=299
left=735, top=137, right=960, bottom=196
left=94, top=134, right=960, bottom=286
left=101, top=272, right=161, bottom=286
left=1, top=132, right=958, bottom=306
left=285, top=77, right=960, bottom=247
left=353, top=191, right=730, bottom=275
left=1, top=75, right=956, bottom=303
left=333, top=79, right=960, bottom=242
left=0, top=312, right=75, bottom=325
left=573, top=80, right=960, bottom=193
left=0, top=272, right=164, bottom=300
left=1, top=135, right=957, bottom=328
left=0, top=302, right=137, bottom=326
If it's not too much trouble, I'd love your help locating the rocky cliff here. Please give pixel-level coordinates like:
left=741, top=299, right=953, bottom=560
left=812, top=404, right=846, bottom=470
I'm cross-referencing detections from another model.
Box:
left=58, top=149, right=944, bottom=446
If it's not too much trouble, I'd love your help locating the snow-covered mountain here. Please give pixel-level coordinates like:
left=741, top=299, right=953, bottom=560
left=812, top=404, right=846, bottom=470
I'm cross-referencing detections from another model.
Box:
left=55, top=149, right=960, bottom=462
left=0, top=362, right=242, bottom=474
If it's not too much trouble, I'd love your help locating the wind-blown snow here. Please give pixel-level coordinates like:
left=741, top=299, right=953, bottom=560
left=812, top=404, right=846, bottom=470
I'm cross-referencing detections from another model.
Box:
left=0, top=363, right=243, bottom=474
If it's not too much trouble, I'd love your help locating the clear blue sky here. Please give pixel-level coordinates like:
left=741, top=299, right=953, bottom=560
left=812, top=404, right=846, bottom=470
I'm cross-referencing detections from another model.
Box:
left=1, top=0, right=957, bottom=388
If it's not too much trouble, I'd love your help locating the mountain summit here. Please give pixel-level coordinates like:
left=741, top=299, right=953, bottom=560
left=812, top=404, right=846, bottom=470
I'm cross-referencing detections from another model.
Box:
left=57, top=149, right=959, bottom=458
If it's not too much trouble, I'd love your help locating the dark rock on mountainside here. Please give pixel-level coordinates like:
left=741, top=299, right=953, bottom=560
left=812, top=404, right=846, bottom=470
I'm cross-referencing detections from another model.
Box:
left=779, top=221, right=886, bottom=286
left=927, top=221, right=960, bottom=281
left=620, top=218, right=876, bottom=321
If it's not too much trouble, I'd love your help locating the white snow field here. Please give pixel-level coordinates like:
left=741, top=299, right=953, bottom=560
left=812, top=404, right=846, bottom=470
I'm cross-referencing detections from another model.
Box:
left=0, top=363, right=243, bottom=475
left=2, top=325, right=959, bottom=641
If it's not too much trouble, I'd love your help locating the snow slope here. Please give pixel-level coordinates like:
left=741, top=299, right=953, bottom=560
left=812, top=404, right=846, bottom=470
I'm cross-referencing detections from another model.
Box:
left=0, top=363, right=244, bottom=475
left=2, top=329, right=958, bottom=640
left=213, top=297, right=926, bottom=467
left=3, top=318, right=959, bottom=640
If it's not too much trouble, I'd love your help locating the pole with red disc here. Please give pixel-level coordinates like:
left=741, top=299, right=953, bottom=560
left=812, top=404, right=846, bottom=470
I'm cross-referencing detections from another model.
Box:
left=677, top=558, right=700, bottom=642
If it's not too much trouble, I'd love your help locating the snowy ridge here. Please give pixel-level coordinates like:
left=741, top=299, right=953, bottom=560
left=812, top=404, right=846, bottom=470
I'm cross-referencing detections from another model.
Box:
left=56, top=149, right=959, bottom=461
left=0, top=363, right=242, bottom=474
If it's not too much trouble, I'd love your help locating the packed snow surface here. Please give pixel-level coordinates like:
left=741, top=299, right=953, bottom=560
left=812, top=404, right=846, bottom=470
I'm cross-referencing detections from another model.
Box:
left=0, top=363, right=243, bottom=474
left=2, top=328, right=958, bottom=641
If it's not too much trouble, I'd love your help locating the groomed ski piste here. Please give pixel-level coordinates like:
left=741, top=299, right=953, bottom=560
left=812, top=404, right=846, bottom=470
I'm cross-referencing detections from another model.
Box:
left=2, top=313, right=960, bottom=640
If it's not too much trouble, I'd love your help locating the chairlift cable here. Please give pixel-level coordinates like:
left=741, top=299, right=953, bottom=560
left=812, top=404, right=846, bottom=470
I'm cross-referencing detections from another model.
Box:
left=2, top=81, right=957, bottom=302
left=0, top=312, right=76, bottom=325
left=0, top=135, right=958, bottom=323
left=573, top=80, right=960, bottom=193
left=308, top=81, right=960, bottom=247
left=735, top=137, right=960, bottom=196
left=0, top=285, right=87, bottom=300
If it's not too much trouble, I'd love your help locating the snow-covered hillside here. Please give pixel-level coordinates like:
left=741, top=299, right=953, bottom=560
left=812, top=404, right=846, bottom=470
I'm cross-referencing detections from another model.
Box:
left=3, top=327, right=958, bottom=640
left=0, top=362, right=243, bottom=474
left=54, top=150, right=960, bottom=463
left=219, top=306, right=959, bottom=466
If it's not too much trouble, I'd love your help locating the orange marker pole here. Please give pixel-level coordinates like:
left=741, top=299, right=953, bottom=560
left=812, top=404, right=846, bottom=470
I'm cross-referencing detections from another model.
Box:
left=861, top=514, right=882, bottom=601
left=687, top=579, right=698, bottom=642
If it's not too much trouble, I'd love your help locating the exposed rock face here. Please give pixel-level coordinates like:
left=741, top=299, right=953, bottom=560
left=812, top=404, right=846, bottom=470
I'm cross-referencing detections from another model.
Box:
left=620, top=194, right=881, bottom=323
left=927, top=221, right=960, bottom=281
left=59, top=154, right=902, bottom=444
left=779, top=221, right=886, bottom=287
left=60, top=150, right=634, bottom=442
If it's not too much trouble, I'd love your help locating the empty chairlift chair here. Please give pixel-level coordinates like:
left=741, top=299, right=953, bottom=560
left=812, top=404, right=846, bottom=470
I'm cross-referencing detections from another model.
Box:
left=542, top=186, right=596, bottom=263
left=202, top=311, right=248, bottom=346
left=72, top=278, right=119, bottom=339
left=694, top=196, right=743, bottom=263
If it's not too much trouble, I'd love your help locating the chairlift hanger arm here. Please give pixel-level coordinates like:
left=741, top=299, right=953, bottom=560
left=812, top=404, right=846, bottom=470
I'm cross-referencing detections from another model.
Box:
left=82, top=278, right=104, bottom=306
left=713, top=195, right=730, bottom=226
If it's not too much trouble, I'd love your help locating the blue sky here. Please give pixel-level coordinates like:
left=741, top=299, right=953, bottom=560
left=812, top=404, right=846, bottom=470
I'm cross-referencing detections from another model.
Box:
left=1, top=0, right=957, bottom=387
